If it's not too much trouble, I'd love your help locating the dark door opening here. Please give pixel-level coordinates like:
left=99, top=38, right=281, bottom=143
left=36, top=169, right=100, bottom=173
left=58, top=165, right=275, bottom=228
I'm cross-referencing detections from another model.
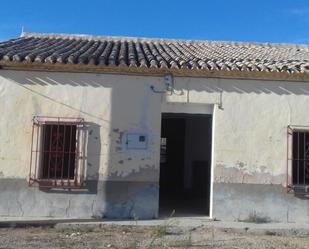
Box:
left=159, top=113, right=212, bottom=217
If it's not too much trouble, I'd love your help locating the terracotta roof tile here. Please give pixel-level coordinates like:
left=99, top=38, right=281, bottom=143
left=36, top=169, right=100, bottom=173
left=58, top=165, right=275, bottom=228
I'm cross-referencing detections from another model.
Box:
left=1, top=32, right=309, bottom=75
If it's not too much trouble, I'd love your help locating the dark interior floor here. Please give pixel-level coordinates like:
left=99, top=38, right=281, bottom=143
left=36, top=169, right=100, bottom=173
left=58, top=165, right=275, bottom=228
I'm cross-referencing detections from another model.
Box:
left=159, top=197, right=209, bottom=218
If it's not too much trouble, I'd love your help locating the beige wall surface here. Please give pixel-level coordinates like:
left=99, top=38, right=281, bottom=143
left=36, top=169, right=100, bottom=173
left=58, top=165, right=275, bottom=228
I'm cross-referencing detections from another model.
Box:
left=1, top=69, right=309, bottom=221
left=1, top=70, right=308, bottom=186
left=167, top=77, right=309, bottom=186
left=0, top=70, right=163, bottom=183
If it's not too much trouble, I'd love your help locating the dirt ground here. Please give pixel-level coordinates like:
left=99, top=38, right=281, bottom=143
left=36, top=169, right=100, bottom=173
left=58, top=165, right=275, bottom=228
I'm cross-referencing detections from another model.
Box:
left=0, top=224, right=308, bottom=249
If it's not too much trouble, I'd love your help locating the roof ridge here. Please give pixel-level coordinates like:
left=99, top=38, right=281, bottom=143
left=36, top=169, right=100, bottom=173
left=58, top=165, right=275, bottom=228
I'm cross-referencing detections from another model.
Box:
left=20, top=32, right=309, bottom=48
left=20, top=32, right=191, bottom=43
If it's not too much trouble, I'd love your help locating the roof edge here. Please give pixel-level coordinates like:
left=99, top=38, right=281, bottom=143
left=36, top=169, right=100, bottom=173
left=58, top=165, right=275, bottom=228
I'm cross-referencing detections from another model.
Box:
left=1, top=61, right=309, bottom=82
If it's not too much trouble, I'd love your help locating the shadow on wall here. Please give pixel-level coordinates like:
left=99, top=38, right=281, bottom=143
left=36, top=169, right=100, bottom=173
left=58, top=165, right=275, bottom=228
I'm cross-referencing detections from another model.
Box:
left=84, top=122, right=101, bottom=193
left=2, top=70, right=309, bottom=95
left=172, top=77, right=309, bottom=96
left=2, top=71, right=114, bottom=122
left=99, top=74, right=160, bottom=219
left=6, top=70, right=309, bottom=218
left=4, top=69, right=309, bottom=219
left=0, top=70, right=161, bottom=219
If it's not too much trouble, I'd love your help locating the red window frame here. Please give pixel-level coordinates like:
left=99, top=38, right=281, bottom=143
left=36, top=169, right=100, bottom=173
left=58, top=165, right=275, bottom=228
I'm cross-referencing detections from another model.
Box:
left=29, top=116, right=86, bottom=189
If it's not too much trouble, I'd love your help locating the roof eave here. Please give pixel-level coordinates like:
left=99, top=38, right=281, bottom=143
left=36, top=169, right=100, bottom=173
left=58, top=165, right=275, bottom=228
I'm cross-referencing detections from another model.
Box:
left=0, top=61, right=309, bottom=82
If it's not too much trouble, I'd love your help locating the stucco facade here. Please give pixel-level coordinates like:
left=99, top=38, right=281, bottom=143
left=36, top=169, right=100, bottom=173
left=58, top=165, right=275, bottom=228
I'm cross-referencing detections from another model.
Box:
left=0, top=69, right=309, bottom=222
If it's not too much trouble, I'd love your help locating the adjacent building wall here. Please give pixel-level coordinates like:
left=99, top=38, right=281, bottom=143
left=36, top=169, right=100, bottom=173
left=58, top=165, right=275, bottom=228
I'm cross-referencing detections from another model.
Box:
left=0, top=69, right=309, bottom=222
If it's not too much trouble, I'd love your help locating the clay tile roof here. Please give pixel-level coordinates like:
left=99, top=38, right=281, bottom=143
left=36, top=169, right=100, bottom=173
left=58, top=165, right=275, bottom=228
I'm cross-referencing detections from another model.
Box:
left=1, top=32, right=309, bottom=77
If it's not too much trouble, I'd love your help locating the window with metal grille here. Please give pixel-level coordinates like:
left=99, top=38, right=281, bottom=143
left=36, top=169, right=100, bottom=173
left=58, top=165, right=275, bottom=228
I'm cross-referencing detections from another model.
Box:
left=287, top=126, right=309, bottom=196
left=29, top=116, right=85, bottom=188
left=292, top=131, right=309, bottom=185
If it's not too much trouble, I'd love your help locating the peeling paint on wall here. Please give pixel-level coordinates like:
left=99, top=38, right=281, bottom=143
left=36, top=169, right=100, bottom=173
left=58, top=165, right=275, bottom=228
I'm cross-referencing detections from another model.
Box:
left=103, top=185, right=158, bottom=219
left=214, top=163, right=285, bottom=185
left=107, top=165, right=159, bottom=182
left=2, top=69, right=309, bottom=221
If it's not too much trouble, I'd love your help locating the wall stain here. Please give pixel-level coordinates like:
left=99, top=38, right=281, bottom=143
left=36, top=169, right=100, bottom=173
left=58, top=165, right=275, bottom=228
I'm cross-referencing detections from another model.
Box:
left=107, top=165, right=159, bottom=181
left=113, top=129, right=124, bottom=145
left=215, top=163, right=285, bottom=185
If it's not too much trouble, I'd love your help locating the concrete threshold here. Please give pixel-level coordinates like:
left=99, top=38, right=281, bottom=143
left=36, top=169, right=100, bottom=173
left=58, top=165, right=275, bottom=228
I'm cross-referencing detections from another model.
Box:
left=0, top=217, right=308, bottom=237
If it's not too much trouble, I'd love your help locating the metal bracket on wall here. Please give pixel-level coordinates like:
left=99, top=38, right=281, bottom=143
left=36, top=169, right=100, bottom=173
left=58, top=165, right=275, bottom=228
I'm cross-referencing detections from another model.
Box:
left=150, top=74, right=174, bottom=94
left=150, top=85, right=170, bottom=94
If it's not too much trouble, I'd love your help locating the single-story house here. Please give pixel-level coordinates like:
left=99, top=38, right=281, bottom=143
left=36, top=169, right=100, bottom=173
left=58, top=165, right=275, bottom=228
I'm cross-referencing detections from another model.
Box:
left=0, top=32, right=309, bottom=222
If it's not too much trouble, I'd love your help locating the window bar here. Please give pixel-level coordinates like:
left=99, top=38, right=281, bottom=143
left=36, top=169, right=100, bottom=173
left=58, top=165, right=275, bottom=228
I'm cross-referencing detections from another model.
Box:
left=67, top=124, right=73, bottom=186
left=47, top=125, right=53, bottom=180
left=54, top=119, right=60, bottom=184
left=34, top=122, right=40, bottom=182
left=286, top=127, right=289, bottom=192
left=81, top=124, right=86, bottom=184
left=74, top=125, right=81, bottom=186
left=41, top=121, right=47, bottom=181
left=304, top=133, right=306, bottom=186
left=61, top=123, right=66, bottom=186
left=304, top=134, right=309, bottom=184
left=29, top=118, right=35, bottom=185
left=297, top=132, right=300, bottom=185
left=290, top=128, right=293, bottom=189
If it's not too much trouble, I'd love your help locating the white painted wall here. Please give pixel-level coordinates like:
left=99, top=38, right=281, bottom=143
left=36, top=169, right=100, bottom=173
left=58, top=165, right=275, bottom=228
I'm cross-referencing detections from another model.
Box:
left=0, top=70, right=163, bottom=182
left=1, top=70, right=308, bottom=186
left=166, top=77, right=309, bottom=186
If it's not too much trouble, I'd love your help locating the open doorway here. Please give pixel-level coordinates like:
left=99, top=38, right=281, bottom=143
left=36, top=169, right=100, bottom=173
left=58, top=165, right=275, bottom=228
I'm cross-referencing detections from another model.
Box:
left=159, top=113, right=212, bottom=217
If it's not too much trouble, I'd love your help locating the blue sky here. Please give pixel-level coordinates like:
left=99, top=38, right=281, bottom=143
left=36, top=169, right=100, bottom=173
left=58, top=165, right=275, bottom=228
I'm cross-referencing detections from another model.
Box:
left=1, top=0, right=309, bottom=44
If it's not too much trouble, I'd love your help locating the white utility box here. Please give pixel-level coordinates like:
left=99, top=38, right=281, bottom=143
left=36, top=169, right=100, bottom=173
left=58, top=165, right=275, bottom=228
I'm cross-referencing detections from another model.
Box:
left=126, top=133, right=148, bottom=149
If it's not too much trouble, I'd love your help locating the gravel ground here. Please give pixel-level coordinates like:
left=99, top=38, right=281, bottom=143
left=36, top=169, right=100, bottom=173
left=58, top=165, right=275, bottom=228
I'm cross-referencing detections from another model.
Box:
left=0, top=225, right=308, bottom=249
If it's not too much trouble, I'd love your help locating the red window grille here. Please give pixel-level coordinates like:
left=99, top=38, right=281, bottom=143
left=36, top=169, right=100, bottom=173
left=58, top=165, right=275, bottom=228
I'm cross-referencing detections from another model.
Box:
left=287, top=125, right=309, bottom=196
left=29, top=116, right=86, bottom=188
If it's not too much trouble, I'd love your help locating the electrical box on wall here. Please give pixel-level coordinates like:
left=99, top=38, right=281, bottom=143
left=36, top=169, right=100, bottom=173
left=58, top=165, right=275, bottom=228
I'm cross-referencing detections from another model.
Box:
left=126, top=133, right=148, bottom=150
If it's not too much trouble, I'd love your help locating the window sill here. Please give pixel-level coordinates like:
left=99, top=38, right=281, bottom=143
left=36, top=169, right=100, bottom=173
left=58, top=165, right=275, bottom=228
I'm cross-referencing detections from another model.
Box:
left=29, top=178, right=83, bottom=189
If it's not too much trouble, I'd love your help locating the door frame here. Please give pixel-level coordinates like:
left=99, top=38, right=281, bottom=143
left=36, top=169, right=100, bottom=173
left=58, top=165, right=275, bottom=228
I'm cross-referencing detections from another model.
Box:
left=159, top=103, right=216, bottom=218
